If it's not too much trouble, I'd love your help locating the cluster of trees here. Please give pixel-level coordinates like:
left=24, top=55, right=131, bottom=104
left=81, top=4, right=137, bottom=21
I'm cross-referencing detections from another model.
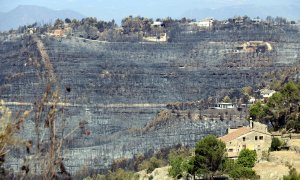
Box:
left=83, top=135, right=258, bottom=179
left=249, top=81, right=300, bottom=131
left=84, top=145, right=186, bottom=180
left=13, top=14, right=298, bottom=42
left=121, top=16, right=153, bottom=34
left=168, top=135, right=257, bottom=179
left=222, top=149, right=257, bottom=179
left=52, top=17, right=117, bottom=40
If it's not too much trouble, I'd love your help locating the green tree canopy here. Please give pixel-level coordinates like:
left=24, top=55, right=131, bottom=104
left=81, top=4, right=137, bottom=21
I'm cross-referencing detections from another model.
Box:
left=237, top=149, right=257, bottom=168
left=194, top=135, right=226, bottom=175
left=270, top=137, right=282, bottom=151
left=255, top=81, right=300, bottom=130
left=168, top=148, right=191, bottom=178
left=249, top=101, right=269, bottom=121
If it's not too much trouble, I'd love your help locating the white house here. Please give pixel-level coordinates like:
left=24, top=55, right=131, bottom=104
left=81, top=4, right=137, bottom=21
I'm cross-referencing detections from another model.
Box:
left=190, top=18, right=214, bottom=29
left=260, top=89, right=276, bottom=101
left=252, top=18, right=262, bottom=24
left=151, top=21, right=164, bottom=28
left=211, top=102, right=235, bottom=109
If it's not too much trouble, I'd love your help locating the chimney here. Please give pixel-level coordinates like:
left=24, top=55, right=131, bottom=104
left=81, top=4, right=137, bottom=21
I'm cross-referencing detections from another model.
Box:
left=249, top=118, right=253, bottom=129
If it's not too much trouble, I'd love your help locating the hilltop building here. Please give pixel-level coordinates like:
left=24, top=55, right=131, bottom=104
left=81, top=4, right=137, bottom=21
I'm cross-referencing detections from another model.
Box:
left=189, top=18, right=214, bottom=29
left=260, top=89, right=276, bottom=101
left=27, top=27, right=36, bottom=34
left=51, top=29, right=64, bottom=37
left=236, top=41, right=273, bottom=53
left=210, top=102, right=236, bottom=109
left=252, top=18, right=262, bottom=24
left=232, top=16, right=246, bottom=25
left=151, top=21, right=165, bottom=28
left=219, top=121, right=272, bottom=158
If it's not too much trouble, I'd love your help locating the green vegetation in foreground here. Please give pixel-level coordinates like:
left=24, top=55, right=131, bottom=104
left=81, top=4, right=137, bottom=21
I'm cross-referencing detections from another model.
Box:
left=223, top=149, right=257, bottom=179
left=270, top=137, right=285, bottom=151
left=250, top=81, right=300, bottom=131
left=283, top=168, right=300, bottom=180
left=168, top=135, right=258, bottom=179
left=87, top=80, right=300, bottom=180
left=84, top=135, right=258, bottom=179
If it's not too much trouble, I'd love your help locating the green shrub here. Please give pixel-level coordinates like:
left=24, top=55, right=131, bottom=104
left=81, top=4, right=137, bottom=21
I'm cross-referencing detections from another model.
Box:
left=223, top=151, right=257, bottom=179
left=283, top=168, right=300, bottom=180
left=270, top=137, right=282, bottom=151
left=194, top=135, right=226, bottom=174
left=237, top=149, right=257, bottom=168
left=222, top=158, right=235, bottom=173
left=168, top=154, right=184, bottom=178
left=168, top=148, right=191, bottom=178
left=228, top=165, right=256, bottom=179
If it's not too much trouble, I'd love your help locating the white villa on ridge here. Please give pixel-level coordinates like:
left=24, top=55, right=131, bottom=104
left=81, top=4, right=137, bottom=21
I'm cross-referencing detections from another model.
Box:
left=210, top=102, right=235, bottom=109
left=190, top=18, right=214, bottom=29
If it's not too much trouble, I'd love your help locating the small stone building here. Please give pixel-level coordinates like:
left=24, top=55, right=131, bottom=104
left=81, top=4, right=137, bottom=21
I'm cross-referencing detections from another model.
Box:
left=219, top=121, right=272, bottom=158
left=53, top=29, right=64, bottom=37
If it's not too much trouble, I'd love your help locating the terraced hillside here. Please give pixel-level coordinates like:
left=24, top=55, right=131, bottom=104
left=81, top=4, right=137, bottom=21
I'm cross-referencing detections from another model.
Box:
left=0, top=29, right=300, bottom=175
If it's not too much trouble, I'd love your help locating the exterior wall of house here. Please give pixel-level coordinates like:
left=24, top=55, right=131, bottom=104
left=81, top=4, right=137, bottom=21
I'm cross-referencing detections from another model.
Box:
left=251, top=121, right=268, bottom=133
left=189, top=19, right=214, bottom=29
left=225, top=131, right=271, bottom=158
left=53, top=29, right=64, bottom=37
left=214, top=103, right=235, bottom=109
left=197, top=21, right=211, bottom=28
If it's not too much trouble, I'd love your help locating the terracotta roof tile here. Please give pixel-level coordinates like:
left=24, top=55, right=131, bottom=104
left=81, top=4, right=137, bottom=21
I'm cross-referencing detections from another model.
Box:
left=219, top=127, right=251, bottom=142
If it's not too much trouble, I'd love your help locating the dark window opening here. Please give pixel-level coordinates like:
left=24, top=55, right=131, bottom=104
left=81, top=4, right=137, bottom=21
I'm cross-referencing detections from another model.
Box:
left=255, top=136, right=258, bottom=140
left=243, top=137, right=246, bottom=141
left=259, top=136, right=263, bottom=140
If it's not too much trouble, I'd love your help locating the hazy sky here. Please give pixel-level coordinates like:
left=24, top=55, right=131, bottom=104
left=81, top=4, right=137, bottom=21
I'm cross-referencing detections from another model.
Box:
left=0, top=0, right=299, bottom=20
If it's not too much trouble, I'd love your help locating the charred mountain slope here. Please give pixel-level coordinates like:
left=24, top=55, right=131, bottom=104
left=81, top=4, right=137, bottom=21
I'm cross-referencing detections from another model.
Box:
left=0, top=29, right=300, bottom=174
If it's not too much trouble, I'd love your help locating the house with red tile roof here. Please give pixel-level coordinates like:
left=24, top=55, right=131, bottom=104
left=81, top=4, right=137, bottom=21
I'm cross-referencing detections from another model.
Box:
left=219, top=121, right=272, bottom=158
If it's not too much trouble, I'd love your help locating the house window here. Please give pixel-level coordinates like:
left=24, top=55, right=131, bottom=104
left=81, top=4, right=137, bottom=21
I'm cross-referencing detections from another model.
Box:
left=228, top=149, right=233, bottom=152
left=259, top=136, right=263, bottom=140
left=243, top=137, right=246, bottom=141
left=255, top=136, right=258, bottom=140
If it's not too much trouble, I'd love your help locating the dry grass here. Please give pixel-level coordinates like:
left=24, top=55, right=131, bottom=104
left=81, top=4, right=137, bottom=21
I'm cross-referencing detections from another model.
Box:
left=253, top=162, right=289, bottom=180
left=254, top=150, right=300, bottom=180
left=137, top=166, right=173, bottom=180
left=0, top=100, right=31, bottom=156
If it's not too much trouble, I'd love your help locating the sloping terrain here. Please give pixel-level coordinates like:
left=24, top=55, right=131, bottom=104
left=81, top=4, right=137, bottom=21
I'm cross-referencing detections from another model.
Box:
left=1, top=30, right=300, bottom=175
